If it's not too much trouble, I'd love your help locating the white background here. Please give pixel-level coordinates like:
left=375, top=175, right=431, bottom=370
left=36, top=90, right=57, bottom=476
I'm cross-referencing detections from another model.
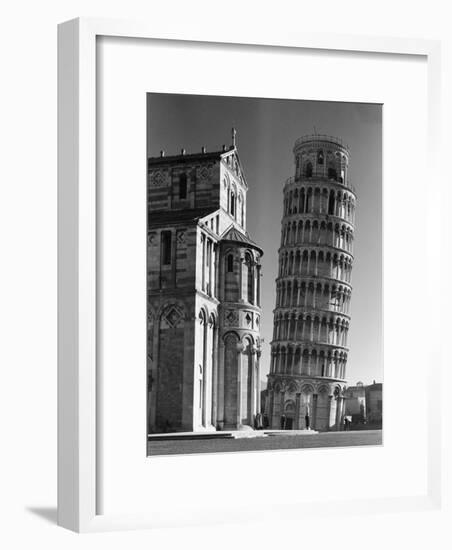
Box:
left=1, top=0, right=451, bottom=548
left=99, top=37, right=429, bottom=516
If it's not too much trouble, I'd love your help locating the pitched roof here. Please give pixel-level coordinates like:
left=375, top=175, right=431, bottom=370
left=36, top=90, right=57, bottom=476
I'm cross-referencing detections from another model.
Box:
left=220, top=224, right=263, bottom=255
left=147, top=207, right=216, bottom=229
left=148, top=150, right=225, bottom=167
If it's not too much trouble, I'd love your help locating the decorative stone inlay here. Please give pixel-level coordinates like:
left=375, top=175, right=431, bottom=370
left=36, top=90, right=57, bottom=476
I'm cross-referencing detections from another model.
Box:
left=176, top=230, right=185, bottom=244
left=225, top=310, right=239, bottom=326
left=164, top=306, right=183, bottom=328
left=199, top=166, right=211, bottom=181
left=151, top=170, right=164, bottom=186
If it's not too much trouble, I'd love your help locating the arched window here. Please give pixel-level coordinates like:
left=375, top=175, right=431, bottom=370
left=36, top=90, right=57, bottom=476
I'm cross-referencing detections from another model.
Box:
left=328, top=190, right=335, bottom=215
left=161, top=231, right=172, bottom=265
left=246, top=254, right=254, bottom=304
left=317, top=150, right=324, bottom=165
left=230, top=192, right=236, bottom=217
left=239, top=193, right=244, bottom=226
left=179, top=173, right=187, bottom=199
left=306, top=162, right=313, bottom=178
left=328, top=167, right=337, bottom=180
left=300, top=188, right=305, bottom=214
left=227, top=254, right=234, bottom=273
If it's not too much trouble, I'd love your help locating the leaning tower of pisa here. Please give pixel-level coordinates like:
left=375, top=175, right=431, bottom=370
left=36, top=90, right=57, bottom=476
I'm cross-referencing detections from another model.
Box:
left=266, top=135, right=356, bottom=431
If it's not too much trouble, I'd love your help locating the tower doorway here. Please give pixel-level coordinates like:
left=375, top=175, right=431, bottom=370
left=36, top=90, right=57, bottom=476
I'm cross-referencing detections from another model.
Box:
left=284, top=401, right=296, bottom=430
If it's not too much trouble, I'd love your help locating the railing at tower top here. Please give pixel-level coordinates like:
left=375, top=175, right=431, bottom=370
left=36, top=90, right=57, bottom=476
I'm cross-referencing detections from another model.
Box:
left=284, top=175, right=356, bottom=195
left=293, top=134, right=350, bottom=151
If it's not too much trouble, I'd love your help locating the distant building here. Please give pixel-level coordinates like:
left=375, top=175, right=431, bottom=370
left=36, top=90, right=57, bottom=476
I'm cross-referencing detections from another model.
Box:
left=147, top=131, right=264, bottom=434
left=344, top=381, right=366, bottom=423
left=365, top=381, right=383, bottom=425
left=344, top=380, right=382, bottom=429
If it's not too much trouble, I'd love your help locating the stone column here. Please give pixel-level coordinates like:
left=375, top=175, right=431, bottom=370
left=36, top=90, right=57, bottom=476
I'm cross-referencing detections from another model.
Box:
left=213, top=243, right=218, bottom=298
left=256, top=264, right=261, bottom=306
left=217, top=338, right=225, bottom=429
left=268, top=390, right=275, bottom=428
left=335, top=396, right=341, bottom=430
left=219, top=249, right=225, bottom=302
left=207, top=239, right=213, bottom=296
left=211, top=324, right=218, bottom=428
left=256, top=351, right=261, bottom=415
left=201, top=234, right=206, bottom=292
left=236, top=347, right=243, bottom=427
left=238, top=256, right=244, bottom=302
left=327, top=395, right=333, bottom=430
left=205, top=320, right=213, bottom=427
left=312, top=394, right=318, bottom=429
left=250, top=349, right=256, bottom=424
left=295, top=393, right=301, bottom=430
left=202, top=322, right=208, bottom=427
left=280, top=390, right=285, bottom=428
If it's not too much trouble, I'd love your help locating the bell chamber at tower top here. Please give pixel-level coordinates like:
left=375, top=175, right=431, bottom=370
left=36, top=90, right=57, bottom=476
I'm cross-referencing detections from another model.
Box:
left=282, top=135, right=357, bottom=225
left=291, top=134, right=355, bottom=191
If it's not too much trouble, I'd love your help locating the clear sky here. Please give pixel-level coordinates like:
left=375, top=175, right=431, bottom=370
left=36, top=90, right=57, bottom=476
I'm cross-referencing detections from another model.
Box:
left=147, top=93, right=382, bottom=387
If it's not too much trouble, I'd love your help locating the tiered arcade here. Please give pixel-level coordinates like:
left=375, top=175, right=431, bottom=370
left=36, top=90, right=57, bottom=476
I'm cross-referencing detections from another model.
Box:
left=265, top=135, right=357, bottom=431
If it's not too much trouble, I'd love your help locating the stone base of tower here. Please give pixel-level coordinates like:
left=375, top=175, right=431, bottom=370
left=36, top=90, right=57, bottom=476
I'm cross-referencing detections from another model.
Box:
left=264, top=376, right=346, bottom=432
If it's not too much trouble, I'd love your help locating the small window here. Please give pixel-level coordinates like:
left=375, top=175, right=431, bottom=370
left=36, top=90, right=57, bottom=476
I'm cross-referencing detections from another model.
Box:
left=317, top=150, right=324, bottom=165
left=179, top=173, right=187, bottom=199
left=306, top=162, right=313, bottom=178
left=328, top=167, right=337, bottom=180
left=230, top=192, right=235, bottom=217
left=161, top=231, right=172, bottom=265
left=227, top=254, right=234, bottom=272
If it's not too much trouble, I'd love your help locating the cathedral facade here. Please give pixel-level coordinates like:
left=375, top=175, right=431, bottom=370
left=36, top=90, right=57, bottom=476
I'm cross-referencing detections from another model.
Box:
left=265, top=135, right=357, bottom=431
left=147, top=133, right=263, bottom=434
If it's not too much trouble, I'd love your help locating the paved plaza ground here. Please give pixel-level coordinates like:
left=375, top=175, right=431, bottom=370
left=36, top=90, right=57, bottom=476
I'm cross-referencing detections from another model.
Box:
left=147, top=429, right=382, bottom=456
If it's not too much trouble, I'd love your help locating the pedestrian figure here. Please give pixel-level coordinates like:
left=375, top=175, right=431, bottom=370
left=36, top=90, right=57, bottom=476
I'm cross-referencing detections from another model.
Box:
left=280, top=414, right=286, bottom=430
left=305, top=404, right=311, bottom=430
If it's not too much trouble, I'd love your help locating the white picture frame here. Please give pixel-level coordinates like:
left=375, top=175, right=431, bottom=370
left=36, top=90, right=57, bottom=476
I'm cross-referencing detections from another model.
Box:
left=58, top=17, right=443, bottom=533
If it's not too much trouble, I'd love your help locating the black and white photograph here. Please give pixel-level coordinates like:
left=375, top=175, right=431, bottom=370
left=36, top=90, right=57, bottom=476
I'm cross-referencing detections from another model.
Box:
left=146, top=93, right=382, bottom=455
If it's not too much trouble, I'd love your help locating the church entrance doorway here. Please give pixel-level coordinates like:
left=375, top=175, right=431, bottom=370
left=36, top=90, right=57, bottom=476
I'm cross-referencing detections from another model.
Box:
left=285, top=416, right=294, bottom=430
